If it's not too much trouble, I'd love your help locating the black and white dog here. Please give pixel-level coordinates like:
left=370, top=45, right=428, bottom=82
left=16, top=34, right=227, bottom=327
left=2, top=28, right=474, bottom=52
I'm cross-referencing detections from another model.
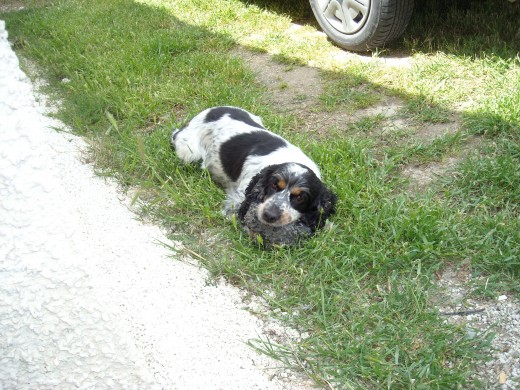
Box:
left=171, top=106, right=336, bottom=246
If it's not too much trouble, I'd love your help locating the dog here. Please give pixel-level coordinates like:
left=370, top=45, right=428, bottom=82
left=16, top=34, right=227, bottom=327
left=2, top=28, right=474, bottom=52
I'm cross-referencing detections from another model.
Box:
left=171, top=106, right=336, bottom=246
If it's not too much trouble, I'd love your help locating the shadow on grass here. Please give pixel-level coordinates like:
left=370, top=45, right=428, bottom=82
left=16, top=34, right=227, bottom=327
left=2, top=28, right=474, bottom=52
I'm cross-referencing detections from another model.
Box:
left=404, top=0, right=520, bottom=59
left=239, top=0, right=520, bottom=59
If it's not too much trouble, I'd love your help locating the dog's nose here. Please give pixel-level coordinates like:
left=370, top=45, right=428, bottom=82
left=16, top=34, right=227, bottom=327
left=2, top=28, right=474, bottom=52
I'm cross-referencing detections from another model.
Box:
left=262, top=207, right=281, bottom=223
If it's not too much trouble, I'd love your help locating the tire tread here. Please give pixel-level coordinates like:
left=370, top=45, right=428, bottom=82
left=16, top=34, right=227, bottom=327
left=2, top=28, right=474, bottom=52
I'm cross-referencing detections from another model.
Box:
left=371, top=0, right=414, bottom=48
left=309, top=0, right=415, bottom=51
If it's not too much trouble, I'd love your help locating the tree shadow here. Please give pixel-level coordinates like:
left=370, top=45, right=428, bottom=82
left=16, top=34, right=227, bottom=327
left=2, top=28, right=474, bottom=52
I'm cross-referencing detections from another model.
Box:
left=403, top=0, right=520, bottom=59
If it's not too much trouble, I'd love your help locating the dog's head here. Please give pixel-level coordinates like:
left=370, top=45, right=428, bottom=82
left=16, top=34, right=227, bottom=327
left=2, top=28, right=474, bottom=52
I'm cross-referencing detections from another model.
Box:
left=238, top=163, right=336, bottom=236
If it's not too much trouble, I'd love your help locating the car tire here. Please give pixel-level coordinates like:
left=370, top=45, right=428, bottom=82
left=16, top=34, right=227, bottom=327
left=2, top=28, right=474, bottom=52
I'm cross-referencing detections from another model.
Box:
left=309, top=0, right=414, bottom=52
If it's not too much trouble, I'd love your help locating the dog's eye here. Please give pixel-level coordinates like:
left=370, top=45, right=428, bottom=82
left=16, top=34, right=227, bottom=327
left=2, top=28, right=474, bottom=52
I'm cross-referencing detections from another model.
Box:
left=291, top=191, right=308, bottom=206
left=293, top=194, right=304, bottom=203
left=270, top=183, right=278, bottom=191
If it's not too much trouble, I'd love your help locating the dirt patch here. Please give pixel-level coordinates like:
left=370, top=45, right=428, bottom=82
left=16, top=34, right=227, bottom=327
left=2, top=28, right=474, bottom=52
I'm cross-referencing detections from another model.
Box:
left=235, top=47, right=460, bottom=142
left=235, top=48, right=479, bottom=192
left=402, top=156, right=462, bottom=191
left=234, top=47, right=406, bottom=136
left=235, top=47, right=322, bottom=113
left=413, top=118, right=461, bottom=141
left=402, top=135, right=482, bottom=192
left=356, top=96, right=403, bottom=120
left=0, top=1, right=49, bottom=12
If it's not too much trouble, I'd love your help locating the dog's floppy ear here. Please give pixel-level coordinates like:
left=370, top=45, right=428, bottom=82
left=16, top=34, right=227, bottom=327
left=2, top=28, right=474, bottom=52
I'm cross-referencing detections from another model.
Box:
left=317, top=187, right=337, bottom=227
left=238, top=164, right=282, bottom=221
left=301, top=186, right=337, bottom=232
left=237, top=171, right=266, bottom=221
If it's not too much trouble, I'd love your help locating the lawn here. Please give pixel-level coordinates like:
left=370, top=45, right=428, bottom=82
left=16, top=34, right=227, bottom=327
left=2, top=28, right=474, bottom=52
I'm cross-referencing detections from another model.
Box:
left=2, top=0, right=519, bottom=388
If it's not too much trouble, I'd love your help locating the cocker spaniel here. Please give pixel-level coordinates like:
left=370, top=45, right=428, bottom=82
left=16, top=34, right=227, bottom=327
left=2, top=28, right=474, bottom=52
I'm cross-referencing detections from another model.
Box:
left=171, top=106, right=336, bottom=246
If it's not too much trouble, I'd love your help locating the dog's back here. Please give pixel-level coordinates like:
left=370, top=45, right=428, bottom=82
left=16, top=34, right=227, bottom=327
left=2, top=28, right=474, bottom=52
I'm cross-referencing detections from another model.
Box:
left=171, top=106, right=264, bottom=177
left=172, top=106, right=320, bottom=212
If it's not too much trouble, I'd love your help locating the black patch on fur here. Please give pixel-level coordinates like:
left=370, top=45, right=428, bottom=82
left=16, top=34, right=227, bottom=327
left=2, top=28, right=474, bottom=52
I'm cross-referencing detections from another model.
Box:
left=300, top=184, right=337, bottom=232
left=204, top=107, right=264, bottom=129
left=238, top=166, right=277, bottom=221
left=220, top=132, right=287, bottom=182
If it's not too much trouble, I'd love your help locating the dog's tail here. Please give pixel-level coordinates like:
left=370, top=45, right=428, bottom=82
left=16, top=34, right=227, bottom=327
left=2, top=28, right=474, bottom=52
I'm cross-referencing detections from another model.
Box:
left=170, top=124, right=204, bottom=163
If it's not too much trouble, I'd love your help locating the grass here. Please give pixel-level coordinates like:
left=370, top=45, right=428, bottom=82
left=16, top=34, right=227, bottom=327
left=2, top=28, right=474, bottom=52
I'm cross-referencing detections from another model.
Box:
left=2, top=0, right=519, bottom=388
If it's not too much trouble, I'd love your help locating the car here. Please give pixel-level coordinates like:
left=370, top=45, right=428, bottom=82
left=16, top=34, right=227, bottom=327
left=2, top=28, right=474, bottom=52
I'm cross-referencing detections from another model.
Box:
left=309, top=0, right=415, bottom=51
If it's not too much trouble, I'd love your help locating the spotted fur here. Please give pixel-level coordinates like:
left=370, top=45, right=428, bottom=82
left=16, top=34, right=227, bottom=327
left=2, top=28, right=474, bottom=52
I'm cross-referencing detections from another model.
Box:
left=171, top=106, right=336, bottom=245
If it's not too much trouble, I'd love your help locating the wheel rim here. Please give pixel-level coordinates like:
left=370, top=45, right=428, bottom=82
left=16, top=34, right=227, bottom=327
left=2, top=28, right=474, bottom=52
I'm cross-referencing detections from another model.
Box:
left=318, top=0, right=371, bottom=35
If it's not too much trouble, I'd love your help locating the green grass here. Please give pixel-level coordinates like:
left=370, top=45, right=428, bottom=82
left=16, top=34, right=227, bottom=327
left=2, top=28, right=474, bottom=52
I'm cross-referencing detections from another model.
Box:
left=2, top=0, right=519, bottom=388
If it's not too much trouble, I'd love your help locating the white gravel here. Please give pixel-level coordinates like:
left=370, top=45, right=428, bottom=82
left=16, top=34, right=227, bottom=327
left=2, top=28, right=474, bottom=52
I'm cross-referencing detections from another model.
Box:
left=0, top=20, right=313, bottom=390
left=437, top=266, right=520, bottom=389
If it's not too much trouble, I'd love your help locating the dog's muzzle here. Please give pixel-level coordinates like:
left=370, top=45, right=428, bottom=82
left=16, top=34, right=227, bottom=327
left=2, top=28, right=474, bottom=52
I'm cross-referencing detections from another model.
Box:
left=257, top=191, right=301, bottom=227
left=261, top=204, right=282, bottom=224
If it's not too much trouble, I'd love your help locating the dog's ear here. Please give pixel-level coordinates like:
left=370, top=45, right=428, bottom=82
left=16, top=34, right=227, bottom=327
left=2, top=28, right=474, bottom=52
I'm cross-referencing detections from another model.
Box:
left=302, top=186, right=337, bottom=232
left=237, top=171, right=265, bottom=221
left=317, top=187, right=337, bottom=227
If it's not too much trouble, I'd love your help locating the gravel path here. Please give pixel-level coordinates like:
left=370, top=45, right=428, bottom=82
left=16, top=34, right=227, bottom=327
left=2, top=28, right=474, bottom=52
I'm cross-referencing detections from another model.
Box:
left=0, top=21, right=311, bottom=390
